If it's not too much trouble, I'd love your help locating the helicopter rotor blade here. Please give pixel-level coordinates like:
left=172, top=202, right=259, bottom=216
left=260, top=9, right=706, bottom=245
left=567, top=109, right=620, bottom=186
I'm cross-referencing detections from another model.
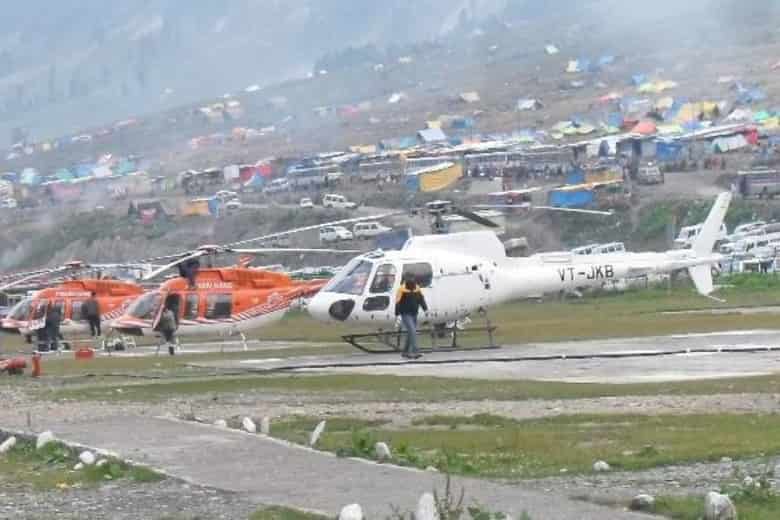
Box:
left=141, top=250, right=207, bottom=281
left=227, top=248, right=363, bottom=255
left=225, top=212, right=404, bottom=248
left=532, top=206, right=614, bottom=216
left=451, top=208, right=501, bottom=228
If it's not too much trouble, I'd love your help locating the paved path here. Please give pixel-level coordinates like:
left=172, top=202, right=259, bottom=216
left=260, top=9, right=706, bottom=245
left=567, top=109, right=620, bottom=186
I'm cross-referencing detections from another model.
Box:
left=48, top=415, right=648, bottom=519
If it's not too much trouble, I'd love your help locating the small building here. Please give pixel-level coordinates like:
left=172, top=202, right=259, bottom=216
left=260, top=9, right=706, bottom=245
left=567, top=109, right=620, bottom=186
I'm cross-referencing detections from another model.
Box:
left=417, top=128, right=448, bottom=144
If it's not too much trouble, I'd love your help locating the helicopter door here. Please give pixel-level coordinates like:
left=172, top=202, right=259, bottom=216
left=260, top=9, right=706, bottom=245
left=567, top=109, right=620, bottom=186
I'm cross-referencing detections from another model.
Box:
left=151, top=292, right=169, bottom=331
left=29, top=300, right=49, bottom=331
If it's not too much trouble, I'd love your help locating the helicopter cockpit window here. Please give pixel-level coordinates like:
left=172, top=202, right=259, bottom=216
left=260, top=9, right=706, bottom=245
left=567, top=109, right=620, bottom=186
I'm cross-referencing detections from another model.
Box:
left=127, top=292, right=161, bottom=320
left=402, top=263, right=433, bottom=288
left=8, top=298, right=32, bottom=320
left=370, top=264, right=397, bottom=294
left=206, top=294, right=232, bottom=320
left=330, top=260, right=373, bottom=295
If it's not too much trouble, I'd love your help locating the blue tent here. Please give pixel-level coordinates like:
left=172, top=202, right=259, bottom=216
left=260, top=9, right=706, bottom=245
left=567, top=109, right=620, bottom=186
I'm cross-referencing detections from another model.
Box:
left=549, top=188, right=594, bottom=208
left=207, top=197, right=221, bottom=216
left=243, top=173, right=265, bottom=190
left=451, top=117, right=474, bottom=129
left=567, top=166, right=585, bottom=185
left=607, top=112, right=623, bottom=128
left=75, top=164, right=94, bottom=178
left=656, top=141, right=685, bottom=162
left=115, top=158, right=136, bottom=175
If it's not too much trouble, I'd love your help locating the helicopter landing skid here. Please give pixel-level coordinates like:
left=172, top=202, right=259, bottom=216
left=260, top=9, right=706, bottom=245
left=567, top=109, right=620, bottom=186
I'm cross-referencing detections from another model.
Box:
left=342, top=323, right=499, bottom=355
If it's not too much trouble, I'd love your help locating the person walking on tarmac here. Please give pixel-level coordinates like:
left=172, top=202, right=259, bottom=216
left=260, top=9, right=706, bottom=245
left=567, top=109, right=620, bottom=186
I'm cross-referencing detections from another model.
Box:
left=83, top=291, right=101, bottom=337
left=158, top=306, right=178, bottom=356
left=395, top=275, right=428, bottom=359
left=45, top=302, right=62, bottom=352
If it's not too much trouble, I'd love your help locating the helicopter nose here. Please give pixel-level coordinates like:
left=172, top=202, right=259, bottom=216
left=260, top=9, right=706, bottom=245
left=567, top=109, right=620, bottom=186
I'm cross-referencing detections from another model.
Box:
left=308, top=293, right=356, bottom=322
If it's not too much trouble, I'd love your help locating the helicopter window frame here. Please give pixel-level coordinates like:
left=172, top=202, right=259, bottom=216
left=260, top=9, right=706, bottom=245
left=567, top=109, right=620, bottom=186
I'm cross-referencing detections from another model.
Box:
left=328, top=260, right=373, bottom=296
left=402, top=263, right=433, bottom=288
left=369, top=264, right=397, bottom=294
left=71, top=300, right=86, bottom=322
left=205, top=293, right=232, bottom=320
left=183, top=293, right=199, bottom=320
left=363, top=295, right=390, bottom=312
left=127, top=292, right=162, bottom=320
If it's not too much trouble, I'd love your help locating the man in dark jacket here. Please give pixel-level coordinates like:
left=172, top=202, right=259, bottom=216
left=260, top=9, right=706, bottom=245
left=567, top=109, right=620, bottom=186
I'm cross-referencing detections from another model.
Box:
left=45, top=303, right=62, bottom=352
left=83, top=292, right=101, bottom=337
left=395, top=276, right=428, bottom=359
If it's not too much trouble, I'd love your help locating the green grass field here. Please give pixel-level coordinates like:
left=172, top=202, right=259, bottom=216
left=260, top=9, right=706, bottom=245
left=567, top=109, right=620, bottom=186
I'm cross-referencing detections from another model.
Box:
left=268, top=413, right=780, bottom=479
left=0, top=439, right=163, bottom=491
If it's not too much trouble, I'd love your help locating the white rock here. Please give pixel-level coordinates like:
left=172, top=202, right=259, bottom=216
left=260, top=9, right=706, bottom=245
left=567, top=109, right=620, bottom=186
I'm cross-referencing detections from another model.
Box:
left=720, top=457, right=733, bottom=464
left=743, top=476, right=755, bottom=488
left=415, top=492, right=439, bottom=520
left=338, top=503, right=363, bottom=520
left=629, top=494, right=656, bottom=512
left=36, top=431, right=55, bottom=450
left=425, top=466, right=438, bottom=472
left=374, top=442, right=391, bottom=460
left=79, top=451, right=96, bottom=466
left=0, top=436, right=16, bottom=454
left=260, top=417, right=270, bottom=435
left=213, top=419, right=227, bottom=428
left=242, top=417, right=256, bottom=433
left=704, top=491, right=737, bottom=520
left=96, top=459, right=108, bottom=467
left=309, top=420, right=326, bottom=447
left=593, top=460, right=611, bottom=472
left=73, top=462, right=84, bottom=471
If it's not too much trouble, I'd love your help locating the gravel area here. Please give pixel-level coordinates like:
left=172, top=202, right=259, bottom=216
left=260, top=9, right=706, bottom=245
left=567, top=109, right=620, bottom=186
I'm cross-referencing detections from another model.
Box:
left=0, top=479, right=258, bottom=520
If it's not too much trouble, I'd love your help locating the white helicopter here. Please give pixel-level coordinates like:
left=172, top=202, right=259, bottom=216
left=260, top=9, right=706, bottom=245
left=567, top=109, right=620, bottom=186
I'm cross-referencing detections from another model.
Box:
left=306, top=192, right=732, bottom=352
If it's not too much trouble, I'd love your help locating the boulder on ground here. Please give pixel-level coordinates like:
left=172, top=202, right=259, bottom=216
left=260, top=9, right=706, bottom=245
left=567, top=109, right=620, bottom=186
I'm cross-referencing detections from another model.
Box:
left=73, top=462, right=84, bottom=471
left=78, top=451, right=96, bottom=466
left=704, top=491, right=737, bottom=520
left=36, top=431, right=55, bottom=450
left=309, top=420, right=326, bottom=447
left=593, top=460, right=611, bottom=472
left=242, top=417, right=256, bottom=433
left=415, top=492, right=438, bottom=520
left=0, top=436, right=16, bottom=454
left=629, top=494, right=655, bottom=512
left=338, top=503, right=363, bottom=520
left=374, top=442, right=391, bottom=460
left=96, top=459, right=108, bottom=468
left=213, top=419, right=227, bottom=428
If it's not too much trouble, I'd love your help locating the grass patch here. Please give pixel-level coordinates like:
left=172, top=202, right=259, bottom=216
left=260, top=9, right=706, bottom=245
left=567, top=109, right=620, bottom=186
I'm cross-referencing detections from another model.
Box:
left=250, top=506, right=329, bottom=520
left=269, top=416, right=389, bottom=447
left=52, top=370, right=780, bottom=403
left=657, top=492, right=780, bottom=520
left=0, top=438, right=164, bottom=490
left=270, top=413, right=780, bottom=479
left=412, top=414, right=520, bottom=429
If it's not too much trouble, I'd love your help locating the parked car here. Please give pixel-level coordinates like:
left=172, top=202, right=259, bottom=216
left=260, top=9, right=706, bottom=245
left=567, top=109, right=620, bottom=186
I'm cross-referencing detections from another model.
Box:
left=0, top=198, right=18, bottom=209
left=216, top=190, right=239, bottom=201
left=299, top=197, right=314, bottom=209
left=263, top=178, right=291, bottom=194
left=353, top=221, right=391, bottom=239
left=319, top=226, right=353, bottom=243
left=322, top=193, right=357, bottom=210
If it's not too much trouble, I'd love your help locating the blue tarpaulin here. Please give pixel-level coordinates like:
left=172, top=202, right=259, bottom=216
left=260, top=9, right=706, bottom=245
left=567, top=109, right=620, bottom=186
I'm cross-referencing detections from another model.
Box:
left=567, top=166, right=585, bottom=185
left=75, top=164, right=94, bottom=178
left=1, top=172, right=18, bottom=183
left=656, top=141, right=686, bottom=162
left=631, top=74, right=647, bottom=86
left=607, top=112, right=624, bottom=128
left=549, top=189, right=594, bottom=208
left=243, top=173, right=265, bottom=189
left=451, top=117, right=474, bottom=129
left=207, top=197, right=221, bottom=216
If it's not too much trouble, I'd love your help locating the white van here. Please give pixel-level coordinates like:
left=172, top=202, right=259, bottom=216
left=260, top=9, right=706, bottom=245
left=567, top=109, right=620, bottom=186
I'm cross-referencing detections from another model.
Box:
left=353, top=221, right=391, bottom=239
left=263, top=178, right=290, bottom=194
left=319, top=226, right=353, bottom=243
left=674, top=223, right=728, bottom=249
left=322, top=194, right=357, bottom=210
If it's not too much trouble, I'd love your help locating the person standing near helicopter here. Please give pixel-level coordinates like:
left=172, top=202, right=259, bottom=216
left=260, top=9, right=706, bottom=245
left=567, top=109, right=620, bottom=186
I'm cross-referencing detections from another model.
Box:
left=395, top=275, right=428, bottom=359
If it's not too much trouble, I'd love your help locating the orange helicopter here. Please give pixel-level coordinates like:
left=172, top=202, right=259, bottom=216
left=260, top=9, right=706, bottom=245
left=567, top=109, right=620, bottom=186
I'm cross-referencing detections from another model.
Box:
left=0, top=262, right=147, bottom=344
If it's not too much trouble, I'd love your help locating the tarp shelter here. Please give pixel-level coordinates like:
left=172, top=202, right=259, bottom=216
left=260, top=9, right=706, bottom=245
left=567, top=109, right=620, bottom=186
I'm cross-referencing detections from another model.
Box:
left=54, top=168, right=73, bottom=181
left=450, top=117, right=474, bottom=129
left=638, top=80, right=678, bottom=94
left=75, top=164, right=94, bottom=178
left=753, top=111, right=772, bottom=123
left=632, top=120, right=657, bottom=135
left=128, top=199, right=171, bottom=223
left=405, top=162, right=463, bottom=193
left=1, top=172, right=18, bottom=183
left=92, top=166, right=112, bottom=178
left=727, top=108, right=753, bottom=122
left=459, top=92, right=481, bottom=103
left=549, top=187, right=595, bottom=208
left=20, top=168, right=41, bottom=186
left=181, top=198, right=212, bottom=217
left=656, top=141, right=686, bottom=161
left=712, top=134, right=749, bottom=153
left=736, top=87, right=767, bottom=105
left=243, top=173, right=265, bottom=190
left=517, top=98, right=543, bottom=111
left=417, top=128, right=447, bottom=143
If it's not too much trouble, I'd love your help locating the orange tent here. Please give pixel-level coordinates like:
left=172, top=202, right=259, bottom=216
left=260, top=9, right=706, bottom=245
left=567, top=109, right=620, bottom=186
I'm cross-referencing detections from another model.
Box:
left=632, top=120, right=657, bottom=135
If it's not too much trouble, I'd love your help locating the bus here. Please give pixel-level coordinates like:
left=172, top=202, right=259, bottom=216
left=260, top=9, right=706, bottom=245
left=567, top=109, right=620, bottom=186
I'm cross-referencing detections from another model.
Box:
left=286, top=162, right=343, bottom=189
left=738, top=169, right=780, bottom=198
left=357, top=155, right=402, bottom=181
